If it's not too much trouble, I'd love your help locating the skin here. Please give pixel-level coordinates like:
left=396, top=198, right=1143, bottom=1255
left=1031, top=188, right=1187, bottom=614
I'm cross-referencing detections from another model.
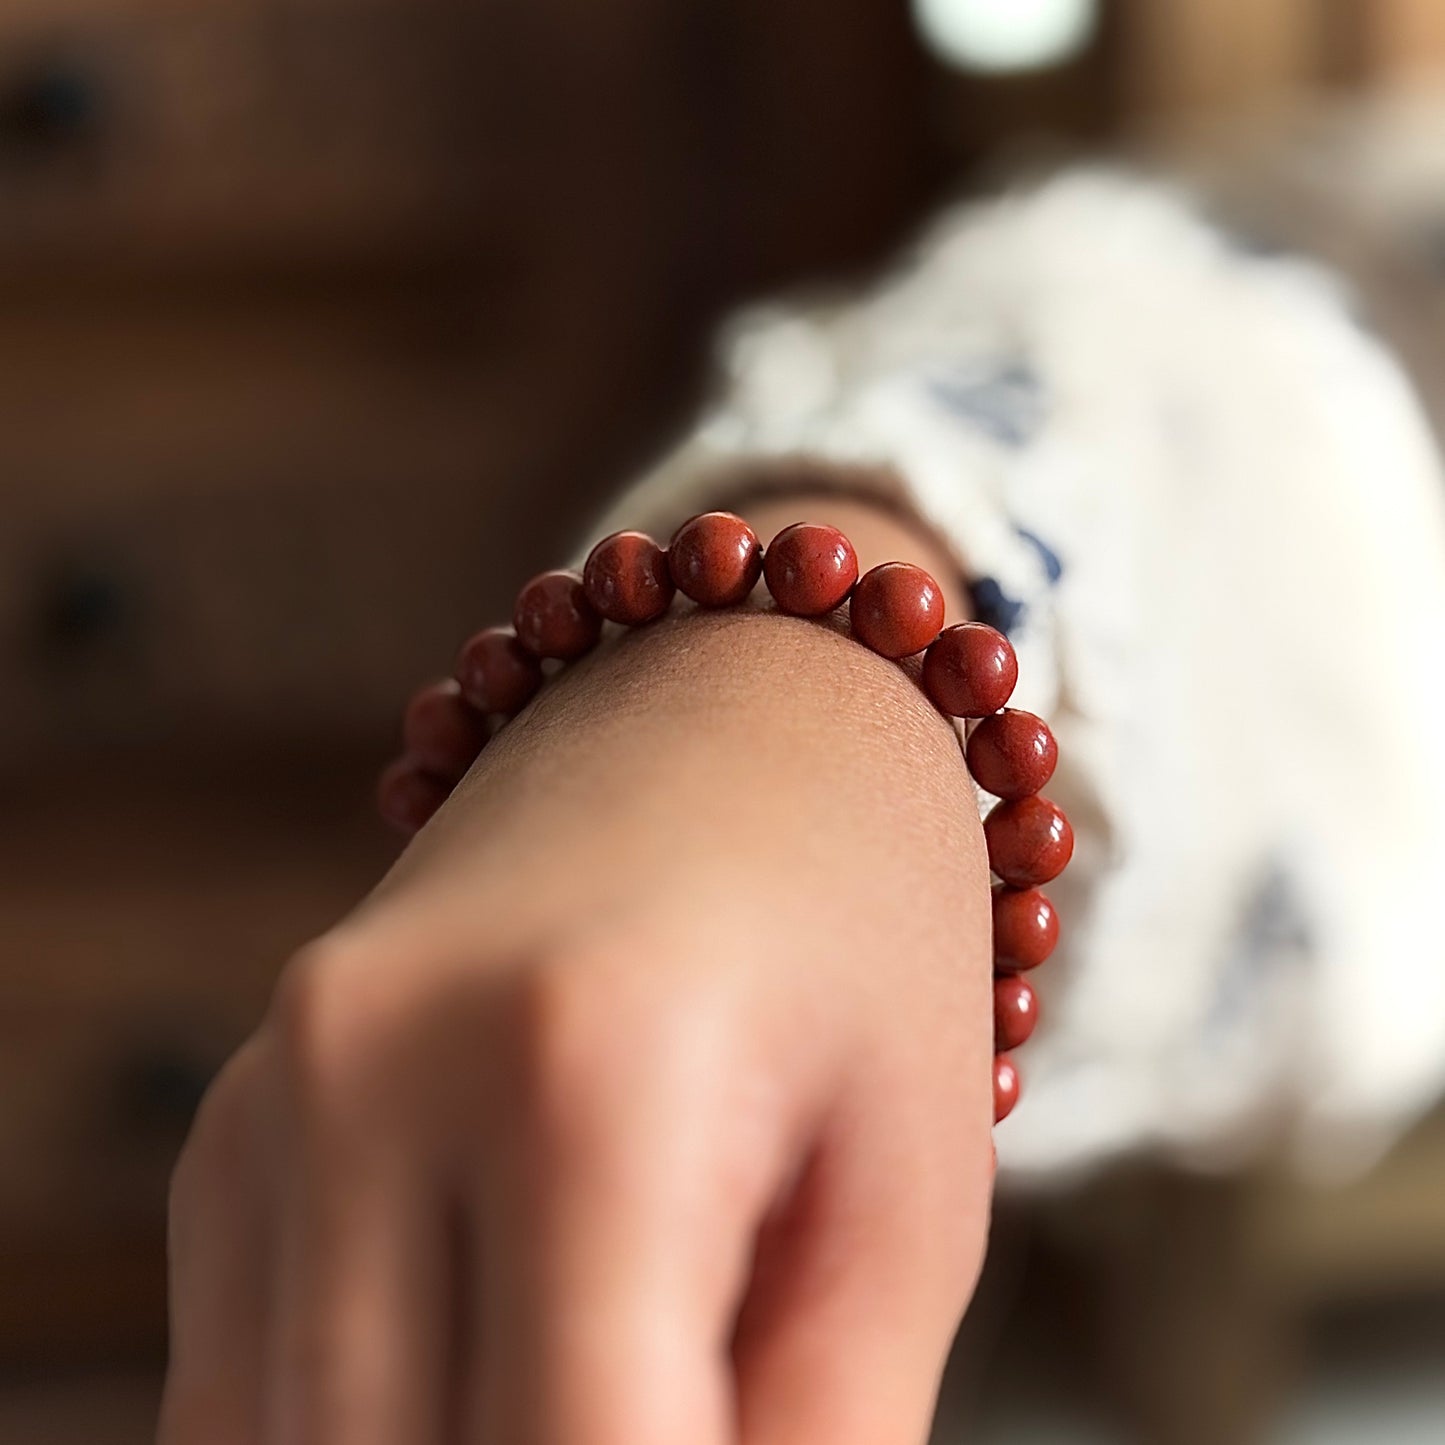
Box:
left=160, top=494, right=994, bottom=1445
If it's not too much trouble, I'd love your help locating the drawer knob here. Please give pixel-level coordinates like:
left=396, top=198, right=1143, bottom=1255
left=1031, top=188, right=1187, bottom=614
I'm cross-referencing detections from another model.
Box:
left=34, top=557, right=135, bottom=662
left=0, top=59, right=103, bottom=154
left=116, top=1048, right=216, bottom=1139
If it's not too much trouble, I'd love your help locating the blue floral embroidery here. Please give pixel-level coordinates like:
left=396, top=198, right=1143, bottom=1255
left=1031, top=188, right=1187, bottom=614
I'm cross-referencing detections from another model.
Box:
left=1205, top=861, right=1313, bottom=1039
left=1016, top=527, right=1063, bottom=585
left=927, top=361, right=1046, bottom=448
left=969, top=577, right=1026, bottom=637
left=1220, top=223, right=1287, bottom=259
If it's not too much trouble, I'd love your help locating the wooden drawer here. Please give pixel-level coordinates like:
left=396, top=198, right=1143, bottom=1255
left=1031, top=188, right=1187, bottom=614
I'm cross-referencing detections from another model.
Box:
left=0, top=757, right=390, bottom=1234
left=0, top=288, right=588, bottom=764
left=0, top=0, right=941, bottom=766
left=0, top=470, right=513, bottom=760
left=0, top=1011, right=230, bottom=1232
left=0, top=1372, right=162, bottom=1445
left=0, top=3, right=506, bottom=275
left=0, top=756, right=391, bottom=1359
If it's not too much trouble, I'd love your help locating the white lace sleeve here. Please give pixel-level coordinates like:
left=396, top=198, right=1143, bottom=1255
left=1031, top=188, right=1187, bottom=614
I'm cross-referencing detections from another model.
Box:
left=587, top=169, right=1445, bottom=1182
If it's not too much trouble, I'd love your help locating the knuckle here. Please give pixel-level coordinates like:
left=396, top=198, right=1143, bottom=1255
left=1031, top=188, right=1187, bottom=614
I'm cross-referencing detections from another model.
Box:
left=497, top=947, right=724, bottom=1145
left=266, top=935, right=380, bottom=1111
left=503, top=958, right=622, bottom=1127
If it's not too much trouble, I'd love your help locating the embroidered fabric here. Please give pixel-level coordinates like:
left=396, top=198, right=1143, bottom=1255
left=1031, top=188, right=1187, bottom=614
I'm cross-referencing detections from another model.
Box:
left=586, top=171, right=1445, bottom=1182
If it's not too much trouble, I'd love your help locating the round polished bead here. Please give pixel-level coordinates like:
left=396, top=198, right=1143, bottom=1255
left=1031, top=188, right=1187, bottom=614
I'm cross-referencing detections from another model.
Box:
left=849, top=562, right=945, bottom=659
left=993, top=1054, right=1021, bottom=1123
left=668, top=512, right=763, bottom=607
left=991, top=886, right=1059, bottom=973
left=402, top=678, right=489, bottom=780
left=922, top=623, right=1018, bottom=718
left=583, top=530, right=676, bottom=625
left=965, top=710, right=1057, bottom=803
left=454, top=626, right=544, bottom=716
left=763, top=523, right=860, bottom=617
left=985, top=796, right=1074, bottom=888
left=967, top=708, right=1057, bottom=799
left=377, top=758, right=451, bottom=836
left=994, top=976, right=1039, bottom=1052
left=513, top=569, right=603, bottom=660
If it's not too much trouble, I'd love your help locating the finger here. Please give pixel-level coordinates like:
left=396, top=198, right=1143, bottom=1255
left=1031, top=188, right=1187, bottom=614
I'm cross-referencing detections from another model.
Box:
left=732, top=1084, right=991, bottom=1445
left=266, top=1160, right=455, bottom=1445
left=464, top=972, right=773, bottom=1445
left=263, top=982, right=456, bottom=1445
left=158, top=1040, right=272, bottom=1445
left=468, top=1136, right=740, bottom=1445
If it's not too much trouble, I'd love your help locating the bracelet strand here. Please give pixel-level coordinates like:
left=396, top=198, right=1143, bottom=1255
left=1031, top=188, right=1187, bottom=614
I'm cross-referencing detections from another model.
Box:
left=379, top=513, right=1073, bottom=1125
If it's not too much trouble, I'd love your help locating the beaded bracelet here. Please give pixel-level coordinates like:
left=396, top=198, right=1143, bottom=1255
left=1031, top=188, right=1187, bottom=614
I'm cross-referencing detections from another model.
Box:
left=378, top=512, right=1073, bottom=1124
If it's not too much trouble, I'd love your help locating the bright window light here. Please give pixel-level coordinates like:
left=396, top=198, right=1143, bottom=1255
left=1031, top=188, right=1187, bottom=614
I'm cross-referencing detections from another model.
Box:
left=912, top=0, right=1098, bottom=74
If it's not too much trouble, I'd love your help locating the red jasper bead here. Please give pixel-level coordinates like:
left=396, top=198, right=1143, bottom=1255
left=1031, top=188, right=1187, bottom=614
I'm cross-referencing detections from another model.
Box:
left=513, top=570, right=603, bottom=660
left=993, top=1054, right=1021, bottom=1123
left=402, top=678, right=489, bottom=780
left=583, top=530, right=675, bottom=625
left=967, top=708, right=1057, bottom=799
left=985, top=796, right=1074, bottom=888
left=849, top=562, right=945, bottom=658
left=992, top=886, right=1059, bottom=973
left=455, top=626, right=543, bottom=716
left=669, top=512, right=763, bottom=607
left=922, top=623, right=1018, bottom=718
left=763, top=523, right=859, bottom=616
left=377, top=758, right=451, bottom=836
left=994, top=976, right=1039, bottom=1052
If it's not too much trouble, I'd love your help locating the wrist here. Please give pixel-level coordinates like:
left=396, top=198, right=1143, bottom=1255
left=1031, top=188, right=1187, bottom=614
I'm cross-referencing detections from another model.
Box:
left=372, top=604, right=985, bottom=936
left=371, top=502, right=1068, bottom=1126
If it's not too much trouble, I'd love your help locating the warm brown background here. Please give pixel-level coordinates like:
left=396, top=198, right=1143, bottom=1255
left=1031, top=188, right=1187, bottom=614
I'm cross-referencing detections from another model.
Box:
left=2, top=2, right=1444, bottom=1441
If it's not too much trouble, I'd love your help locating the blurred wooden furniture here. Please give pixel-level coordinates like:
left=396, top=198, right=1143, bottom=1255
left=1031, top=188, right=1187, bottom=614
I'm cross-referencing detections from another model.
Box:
left=0, top=0, right=935, bottom=772
left=936, top=1104, right=1445, bottom=1445
left=6, top=2, right=1445, bottom=1441
left=1118, top=0, right=1320, bottom=116
left=1362, top=0, right=1445, bottom=80
left=1148, top=81, right=1445, bottom=434
left=1083, top=1108, right=1445, bottom=1445
left=0, top=754, right=392, bottom=1363
left=1113, top=0, right=1445, bottom=117
left=0, top=1371, right=163, bottom=1445
left=0, top=0, right=936, bottom=1417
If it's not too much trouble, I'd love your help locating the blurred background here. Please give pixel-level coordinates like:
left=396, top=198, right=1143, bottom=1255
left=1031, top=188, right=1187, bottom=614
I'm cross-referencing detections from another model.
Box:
left=2, top=1, right=1444, bottom=1441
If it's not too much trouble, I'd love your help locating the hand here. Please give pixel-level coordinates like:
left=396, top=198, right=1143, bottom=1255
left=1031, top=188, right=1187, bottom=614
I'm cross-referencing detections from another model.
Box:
left=160, top=515, right=993, bottom=1445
